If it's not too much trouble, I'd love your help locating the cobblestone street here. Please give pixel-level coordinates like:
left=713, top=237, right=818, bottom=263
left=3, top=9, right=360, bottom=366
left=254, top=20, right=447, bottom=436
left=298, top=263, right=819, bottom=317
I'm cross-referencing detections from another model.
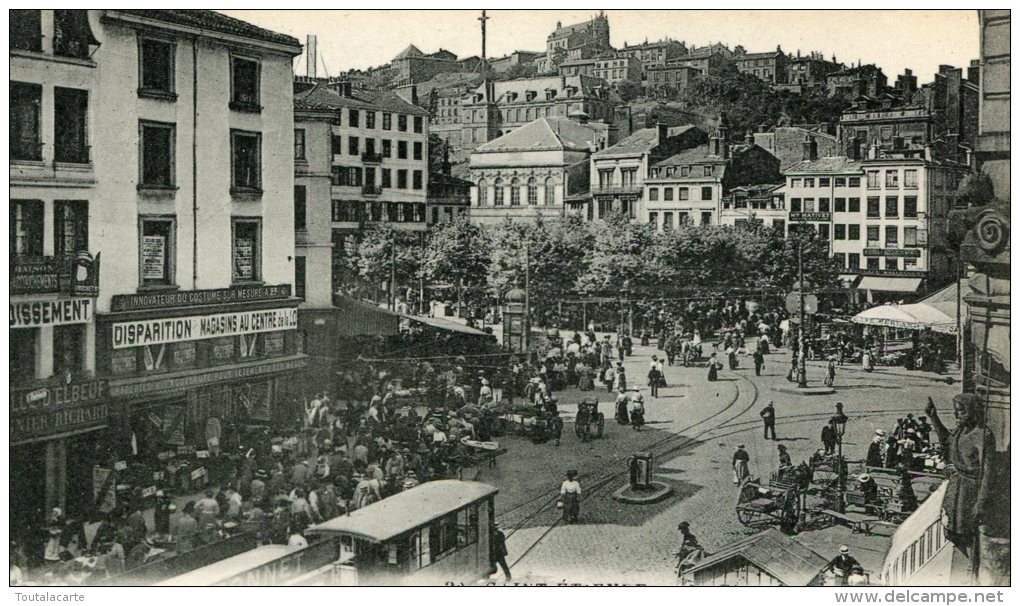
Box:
left=477, top=337, right=959, bottom=585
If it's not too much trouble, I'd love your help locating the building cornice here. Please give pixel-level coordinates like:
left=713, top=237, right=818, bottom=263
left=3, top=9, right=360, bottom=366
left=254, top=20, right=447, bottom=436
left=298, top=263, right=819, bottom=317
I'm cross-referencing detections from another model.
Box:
left=102, top=11, right=303, bottom=57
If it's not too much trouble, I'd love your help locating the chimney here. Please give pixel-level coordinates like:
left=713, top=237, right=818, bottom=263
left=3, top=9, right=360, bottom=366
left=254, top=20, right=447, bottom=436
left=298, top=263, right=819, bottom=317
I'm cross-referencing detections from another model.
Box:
left=745, top=129, right=754, bottom=146
left=968, top=59, right=980, bottom=83
left=657, top=122, right=669, bottom=145
left=411, top=84, right=418, bottom=106
left=306, top=35, right=317, bottom=78
left=847, top=136, right=861, bottom=160
left=802, top=134, right=818, bottom=161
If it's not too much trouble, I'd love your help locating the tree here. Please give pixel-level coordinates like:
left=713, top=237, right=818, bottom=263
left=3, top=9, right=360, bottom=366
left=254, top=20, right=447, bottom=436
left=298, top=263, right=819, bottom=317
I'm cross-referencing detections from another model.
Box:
left=420, top=216, right=492, bottom=313
left=616, top=80, right=644, bottom=103
left=575, top=212, right=655, bottom=297
left=338, top=225, right=423, bottom=304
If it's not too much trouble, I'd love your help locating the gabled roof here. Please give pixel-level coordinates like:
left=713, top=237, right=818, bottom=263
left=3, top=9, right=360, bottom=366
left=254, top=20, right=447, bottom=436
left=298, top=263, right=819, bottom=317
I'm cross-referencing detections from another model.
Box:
left=474, top=117, right=607, bottom=154
left=394, top=44, right=424, bottom=60
left=655, top=144, right=734, bottom=167
left=471, top=74, right=614, bottom=105
left=685, top=529, right=827, bottom=587
left=113, top=10, right=300, bottom=48
left=783, top=156, right=864, bottom=175
left=592, top=125, right=700, bottom=158
left=294, top=83, right=429, bottom=116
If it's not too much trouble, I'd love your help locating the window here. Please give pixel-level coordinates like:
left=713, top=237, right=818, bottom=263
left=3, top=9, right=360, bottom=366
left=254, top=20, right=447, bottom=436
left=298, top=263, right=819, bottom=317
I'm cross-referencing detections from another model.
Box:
left=648, top=212, right=658, bottom=227
left=703, top=165, right=713, bottom=177
left=679, top=212, right=690, bottom=226
left=527, top=178, right=538, bottom=205
left=790, top=198, right=802, bottom=213
left=53, top=324, right=86, bottom=378
left=663, top=188, right=674, bottom=201
left=397, top=169, right=408, bottom=189
left=886, top=170, right=899, bottom=188
left=364, top=138, right=376, bottom=157
left=398, top=141, right=408, bottom=159
left=849, top=197, right=861, bottom=213
left=398, top=115, right=408, bottom=132
left=834, top=224, right=846, bottom=240
left=382, top=113, right=392, bottom=130
left=331, top=134, right=343, bottom=156
left=510, top=178, right=521, bottom=206
left=294, top=186, right=307, bottom=231
left=866, top=225, right=880, bottom=246
left=866, top=197, right=880, bottom=218
left=295, top=256, right=306, bottom=300
left=54, top=88, right=89, bottom=163
left=365, top=111, right=376, bottom=129
left=904, top=226, right=918, bottom=247
left=382, top=139, right=392, bottom=158
left=10, top=200, right=44, bottom=256
left=867, top=257, right=880, bottom=270
left=477, top=179, right=487, bottom=205
left=804, top=178, right=815, bottom=188
left=54, top=200, right=89, bottom=255
left=835, top=177, right=846, bottom=187
left=648, top=188, right=659, bottom=201
left=849, top=177, right=861, bottom=187
left=347, top=109, right=360, bottom=128
left=413, top=141, right=423, bottom=160
left=819, top=198, right=830, bottom=213
left=364, top=166, right=376, bottom=188
left=835, top=198, right=846, bottom=212
left=818, top=224, right=829, bottom=239
left=904, top=169, right=919, bottom=188
left=230, top=56, right=261, bottom=111
left=833, top=253, right=846, bottom=267
left=867, top=171, right=880, bottom=189
left=680, top=166, right=690, bottom=177
left=819, top=177, right=831, bottom=187
left=904, top=258, right=918, bottom=269
left=848, top=253, right=860, bottom=269
left=662, top=212, right=674, bottom=230
left=885, top=196, right=899, bottom=218
left=294, top=129, right=306, bottom=160
left=413, top=170, right=423, bottom=190
left=701, top=187, right=713, bottom=201
left=678, top=187, right=689, bottom=201
left=414, top=116, right=424, bottom=133
left=790, top=178, right=802, bottom=188
left=10, top=10, right=42, bottom=52
left=232, top=219, right=261, bottom=282
left=848, top=224, right=861, bottom=240
left=11, top=328, right=38, bottom=385
left=140, top=217, right=175, bottom=286
left=701, top=211, right=712, bottom=226
left=773, top=219, right=785, bottom=234
left=138, top=37, right=175, bottom=98
left=11, top=82, right=43, bottom=161
left=544, top=178, right=554, bottom=205
left=348, top=167, right=363, bottom=187
left=53, top=10, right=93, bottom=59
left=231, top=130, right=262, bottom=191
left=885, top=257, right=899, bottom=270
left=494, top=178, right=504, bottom=205
left=885, top=225, right=898, bottom=246
left=804, top=199, right=816, bottom=212
left=140, top=121, right=176, bottom=188
left=904, top=196, right=918, bottom=218
left=382, top=169, right=392, bottom=189
left=348, top=136, right=359, bottom=156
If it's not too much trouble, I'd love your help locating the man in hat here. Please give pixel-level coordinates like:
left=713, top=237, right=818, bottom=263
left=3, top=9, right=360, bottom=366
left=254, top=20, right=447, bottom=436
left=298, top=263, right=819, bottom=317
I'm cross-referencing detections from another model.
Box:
left=489, top=521, right=511, bottom=581
left=777, top=444, right=792, bottom=470
left=821, top=422, right=837, bottom=456
left=760, top=401, right=777, bottom=441
left=560, top=470, right=582, bottom=524
left=824, top=545, right=861, bottom=586
left=858, top=473, right=880, bottom=514
left=676, top=521, right=701, bottom=563
left=866, top=431, right=885, bottom=468
left=732, top=445, right=750, bottom=485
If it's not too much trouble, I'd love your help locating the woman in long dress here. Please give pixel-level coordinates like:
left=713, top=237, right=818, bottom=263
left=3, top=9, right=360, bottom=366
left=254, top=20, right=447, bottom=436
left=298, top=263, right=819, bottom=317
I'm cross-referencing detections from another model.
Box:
left=862, top=349, right=874, bottom=372
left=707, top=353, right=720, bottom=381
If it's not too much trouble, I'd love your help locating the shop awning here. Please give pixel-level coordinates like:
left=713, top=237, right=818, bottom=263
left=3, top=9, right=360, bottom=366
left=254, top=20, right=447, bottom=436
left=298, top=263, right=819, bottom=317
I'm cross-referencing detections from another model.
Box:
left=857, top=276, right=923, bottom=293
left=332, top=295, right=401, bottom=337
left=851, top=303, right=956, bottom=333
left=400, top=313, right=490, bottom=336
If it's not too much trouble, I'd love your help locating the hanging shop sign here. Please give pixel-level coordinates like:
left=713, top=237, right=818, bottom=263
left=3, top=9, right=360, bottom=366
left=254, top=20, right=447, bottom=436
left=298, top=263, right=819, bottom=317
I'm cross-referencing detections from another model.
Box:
left=789, top=212, right=831, bottom=222
left=110, top=284, right=292, bottom=312
left=108, top=356, right=306, bottom=399
left=863, top=248, right=922, bottom=258
left=10, top=252, right=101, bottom=296
left=111, top=307, right=298, bottom=349
left=10, top=298, right=93, bottom=328
left=10, top=379, right=109, bottom=442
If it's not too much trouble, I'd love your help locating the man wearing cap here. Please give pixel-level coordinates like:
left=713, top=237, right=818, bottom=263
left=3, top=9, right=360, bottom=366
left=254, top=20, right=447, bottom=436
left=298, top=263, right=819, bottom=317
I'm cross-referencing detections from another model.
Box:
left=489, top=521, right=511, bottom=581
left=732, top=445, right=750, bottom=485
left=825, top=545, right=861, bottom=586
left=866, top=431, right=885, bottom=468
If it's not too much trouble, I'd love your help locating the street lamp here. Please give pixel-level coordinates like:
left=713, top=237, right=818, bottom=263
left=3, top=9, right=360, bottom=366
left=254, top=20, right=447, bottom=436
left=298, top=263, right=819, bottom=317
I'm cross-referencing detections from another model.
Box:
left=830, top=407, right=848, bottom=513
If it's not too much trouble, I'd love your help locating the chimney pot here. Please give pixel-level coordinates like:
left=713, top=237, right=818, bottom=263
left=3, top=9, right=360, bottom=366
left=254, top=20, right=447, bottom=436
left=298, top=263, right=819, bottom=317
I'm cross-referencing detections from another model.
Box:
left=657, top=122, right=668, bottom=145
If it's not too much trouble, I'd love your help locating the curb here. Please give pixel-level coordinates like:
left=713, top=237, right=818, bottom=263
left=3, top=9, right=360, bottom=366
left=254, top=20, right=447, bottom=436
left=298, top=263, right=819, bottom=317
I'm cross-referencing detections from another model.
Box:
left=612, top=481, right=674, bottom=504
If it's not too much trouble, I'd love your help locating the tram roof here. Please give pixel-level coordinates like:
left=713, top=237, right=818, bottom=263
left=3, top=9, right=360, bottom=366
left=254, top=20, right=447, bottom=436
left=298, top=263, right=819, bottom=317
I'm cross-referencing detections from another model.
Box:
left=308, top=480, right=499, bottom=543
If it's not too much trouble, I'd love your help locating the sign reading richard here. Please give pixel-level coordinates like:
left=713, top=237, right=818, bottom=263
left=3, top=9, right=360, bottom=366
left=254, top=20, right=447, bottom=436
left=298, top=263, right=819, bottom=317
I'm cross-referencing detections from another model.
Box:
left=112, top=307, right=298, bottom=349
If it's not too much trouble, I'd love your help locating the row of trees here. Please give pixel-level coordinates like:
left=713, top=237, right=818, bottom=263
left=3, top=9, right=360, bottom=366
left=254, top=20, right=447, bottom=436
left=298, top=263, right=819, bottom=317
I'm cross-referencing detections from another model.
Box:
left=334, top=214, right=842, bottom=323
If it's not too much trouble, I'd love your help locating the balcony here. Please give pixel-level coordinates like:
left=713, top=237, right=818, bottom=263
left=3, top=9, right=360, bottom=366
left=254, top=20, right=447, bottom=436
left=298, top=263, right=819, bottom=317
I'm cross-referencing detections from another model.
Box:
left=362, top=185, right=382, bottom=196
left=54, top=144, right=91, bottom=165
left=361, top=152, right=383, bottom=163
left=11, top=139, right=44, bottom=163
left=594, top=184, right=642, bottom=196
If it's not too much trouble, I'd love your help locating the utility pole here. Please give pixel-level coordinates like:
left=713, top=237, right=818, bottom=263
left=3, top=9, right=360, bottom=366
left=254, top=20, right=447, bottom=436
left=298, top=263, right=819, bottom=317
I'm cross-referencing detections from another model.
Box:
left=524, top=239, right=531, bottom=355
left=797, top=240, right=808, bottom=388
left=479, top=10, right=489, bottom=64
left=389, top=240, right=396, bottom=311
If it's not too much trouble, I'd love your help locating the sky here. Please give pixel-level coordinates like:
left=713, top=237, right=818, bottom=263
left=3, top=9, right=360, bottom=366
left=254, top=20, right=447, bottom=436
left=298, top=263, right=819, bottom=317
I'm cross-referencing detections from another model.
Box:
left=222, top=9, right=980, bottom=83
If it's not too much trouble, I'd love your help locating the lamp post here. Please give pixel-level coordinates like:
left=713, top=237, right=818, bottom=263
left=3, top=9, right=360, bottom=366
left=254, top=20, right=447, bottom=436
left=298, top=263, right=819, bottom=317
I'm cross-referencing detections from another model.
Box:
left=830, top=409, right=848, bottom=513
left=796, top=240, right=808, bottom=387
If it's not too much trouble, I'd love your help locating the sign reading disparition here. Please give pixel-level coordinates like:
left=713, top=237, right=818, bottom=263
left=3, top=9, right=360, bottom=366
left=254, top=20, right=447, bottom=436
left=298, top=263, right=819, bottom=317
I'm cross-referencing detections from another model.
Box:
left=112, top=307, right=298, bottom=348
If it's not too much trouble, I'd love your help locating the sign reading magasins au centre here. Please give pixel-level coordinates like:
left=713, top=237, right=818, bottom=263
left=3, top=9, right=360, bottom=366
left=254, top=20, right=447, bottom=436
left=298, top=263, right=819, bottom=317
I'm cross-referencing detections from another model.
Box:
left=110, top=284, right=292, bottom=312
left=112, top=307, right=298, bottom=349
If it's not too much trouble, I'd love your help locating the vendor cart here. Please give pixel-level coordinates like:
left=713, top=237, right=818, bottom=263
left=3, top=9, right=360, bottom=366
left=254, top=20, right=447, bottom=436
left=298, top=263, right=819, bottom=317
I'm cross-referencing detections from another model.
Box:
left=735, top=478, right=800, bottom=530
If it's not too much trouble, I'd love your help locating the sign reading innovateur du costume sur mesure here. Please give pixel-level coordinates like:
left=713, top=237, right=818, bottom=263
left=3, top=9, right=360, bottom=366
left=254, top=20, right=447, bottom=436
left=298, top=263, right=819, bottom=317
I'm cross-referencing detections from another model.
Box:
left=112, top=307, right=298, bottom=349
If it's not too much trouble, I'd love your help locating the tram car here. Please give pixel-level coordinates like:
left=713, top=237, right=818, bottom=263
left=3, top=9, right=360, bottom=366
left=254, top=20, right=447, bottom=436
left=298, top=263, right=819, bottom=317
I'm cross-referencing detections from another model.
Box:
left=306, top=480, right=499, bottom=585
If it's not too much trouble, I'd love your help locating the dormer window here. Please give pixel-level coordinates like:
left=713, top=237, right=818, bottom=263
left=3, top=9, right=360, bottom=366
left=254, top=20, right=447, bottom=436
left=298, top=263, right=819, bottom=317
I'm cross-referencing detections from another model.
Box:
left=545, top=89, right=556, bottom=101
left=525, top=90, right=537, bottom=102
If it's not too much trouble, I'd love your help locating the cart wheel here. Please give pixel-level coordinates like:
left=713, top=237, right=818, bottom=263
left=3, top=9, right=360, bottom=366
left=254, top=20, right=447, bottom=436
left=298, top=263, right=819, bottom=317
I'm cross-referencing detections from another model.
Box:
left=595, top=414, right=605, bottom=438
left=575, top=423, right=584, bottom=438
left=736, top=508, right=757, bottom=526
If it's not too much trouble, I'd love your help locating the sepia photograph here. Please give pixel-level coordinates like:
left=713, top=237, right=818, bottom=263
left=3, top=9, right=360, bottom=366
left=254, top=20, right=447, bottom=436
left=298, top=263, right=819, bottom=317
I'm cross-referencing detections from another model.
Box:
left=7, top=6, right=1011, bottom=593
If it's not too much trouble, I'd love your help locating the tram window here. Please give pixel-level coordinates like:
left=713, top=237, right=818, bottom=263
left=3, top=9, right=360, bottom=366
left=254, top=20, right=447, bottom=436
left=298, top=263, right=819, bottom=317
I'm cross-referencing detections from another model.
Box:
left=457, top=505, right=480, bottom=547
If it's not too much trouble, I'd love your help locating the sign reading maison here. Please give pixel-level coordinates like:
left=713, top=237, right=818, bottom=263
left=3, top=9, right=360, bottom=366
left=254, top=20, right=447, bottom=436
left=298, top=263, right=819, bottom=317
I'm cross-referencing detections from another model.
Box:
left=110, top=284, right=292, bottom=312
left=112, top=307, right=298, bottom=348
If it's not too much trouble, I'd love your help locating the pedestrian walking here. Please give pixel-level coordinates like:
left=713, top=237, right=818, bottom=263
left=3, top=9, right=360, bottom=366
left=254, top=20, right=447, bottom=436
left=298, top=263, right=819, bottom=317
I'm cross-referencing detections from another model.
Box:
left=753, top=350, right=764, bottom=376
left=489, top=522, right=511, bottom=581
left=825, top=359, right=836, bottom=387
left=559, top=470, right=582, bottom=524
left=648, top=357, right=661, bottom=397
left=760, top=401, right=777, bottom=440
left=822, top=423, right=837, bottom=456
left=732, top=445, right=750, bottom=485
left=866, top=430, right=885, bottom=468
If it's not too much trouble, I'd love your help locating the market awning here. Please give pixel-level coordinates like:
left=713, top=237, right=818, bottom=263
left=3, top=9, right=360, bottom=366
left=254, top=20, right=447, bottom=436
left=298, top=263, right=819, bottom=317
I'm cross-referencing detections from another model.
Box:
left=881, top=482, right=948, bottom=584
left=838, top=274, right=862, bottom=287
left=857, top=276, right=923, bottom=293
left=851, top=303, right=956, bottom=333
left=400, top=313, right=490, bottom=336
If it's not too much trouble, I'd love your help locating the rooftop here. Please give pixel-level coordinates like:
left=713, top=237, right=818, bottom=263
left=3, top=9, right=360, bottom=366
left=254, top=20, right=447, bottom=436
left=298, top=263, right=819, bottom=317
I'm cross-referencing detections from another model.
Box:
left=685, top=528, right=828, bottom=587
left=474, top=116, right=609, bottom=154
left=294, top=83, right=429, bottom=116
left=592, top=125, right=700, bottom=158
left=783, top=156, right=865, bottom=175
left=112, top=10, right=300, bottom=48
left=655, top=143, right=752, bottom=167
